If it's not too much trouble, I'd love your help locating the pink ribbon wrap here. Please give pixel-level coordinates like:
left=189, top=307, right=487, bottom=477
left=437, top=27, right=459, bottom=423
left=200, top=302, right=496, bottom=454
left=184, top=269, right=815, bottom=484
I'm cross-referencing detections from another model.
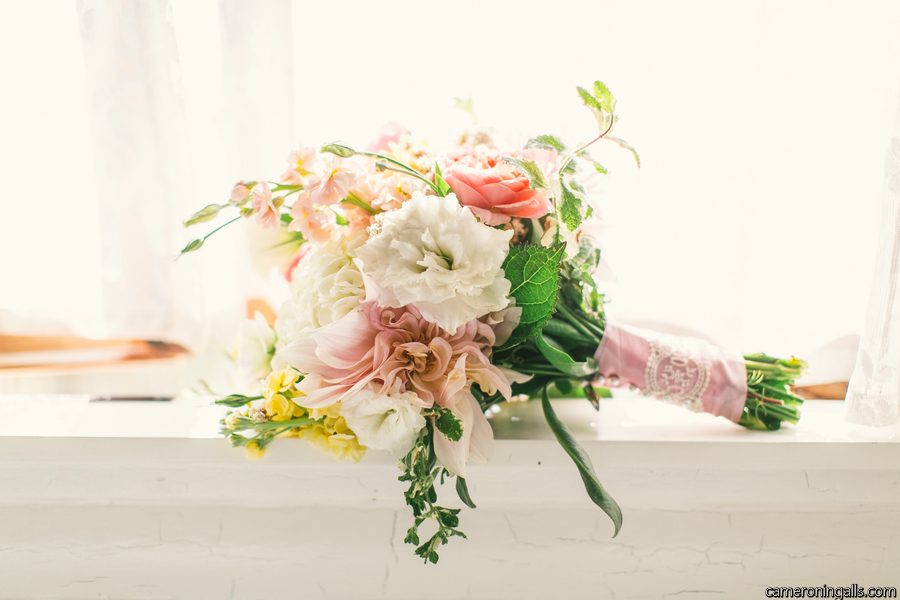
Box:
left=593, top=322, right=748, bottom=423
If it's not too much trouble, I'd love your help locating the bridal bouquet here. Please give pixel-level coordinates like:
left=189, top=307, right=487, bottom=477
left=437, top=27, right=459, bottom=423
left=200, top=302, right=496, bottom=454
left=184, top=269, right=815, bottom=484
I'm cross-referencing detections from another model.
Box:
left=181, top=81, right=806, bottom=563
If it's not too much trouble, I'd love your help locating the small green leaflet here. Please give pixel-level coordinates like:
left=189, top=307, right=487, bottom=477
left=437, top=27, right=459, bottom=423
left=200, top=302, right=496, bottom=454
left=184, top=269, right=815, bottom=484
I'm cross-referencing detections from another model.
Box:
left=454, top=97, right=477, bottom=120
left=541, top=386, right=622, bottom=536
left=577, top=149, right=608, bottom=175
left=592, top=81, right=615, bottom=114
left=427, top=406, right=463, bottom=442
left=525, top=134, right=567, bottom=153
left=434, top=161, right=453, bottom=197
left=558, top=178, right=586, bottom=232
left=497, top=243, right=566, bottom=350
left=500, top=156, right=548, bottom=190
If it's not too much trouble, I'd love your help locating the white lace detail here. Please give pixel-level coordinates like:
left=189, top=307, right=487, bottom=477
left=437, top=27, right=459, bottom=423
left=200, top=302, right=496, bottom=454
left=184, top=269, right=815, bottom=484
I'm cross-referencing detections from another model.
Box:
left=642, top=335, right=711, bottom=413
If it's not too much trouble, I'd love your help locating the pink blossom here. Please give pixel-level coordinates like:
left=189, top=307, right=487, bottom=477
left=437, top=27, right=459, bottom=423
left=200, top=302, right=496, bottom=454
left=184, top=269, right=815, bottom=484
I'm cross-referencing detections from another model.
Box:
left=249, top=182, right=281, bottom=231
left=281, top=146, right=320, bottom=186
left=231, top=181, right=251, bottom=205
left=443, top=147, right=553, bottom=226
left=307, top=155, right=364, bottom=206
left=277, top=302, right=518, bottom=473
left=288, top=194, right=333, bottom=244
left=366, top=121, right=409, bottom=153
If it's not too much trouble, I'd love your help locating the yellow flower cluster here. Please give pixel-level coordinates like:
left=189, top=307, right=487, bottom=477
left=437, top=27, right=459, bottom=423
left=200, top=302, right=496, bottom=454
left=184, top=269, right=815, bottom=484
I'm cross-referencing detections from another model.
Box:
left=262, top=367, right=307, bottom=421
left=259, top=367, right=366, bottom=462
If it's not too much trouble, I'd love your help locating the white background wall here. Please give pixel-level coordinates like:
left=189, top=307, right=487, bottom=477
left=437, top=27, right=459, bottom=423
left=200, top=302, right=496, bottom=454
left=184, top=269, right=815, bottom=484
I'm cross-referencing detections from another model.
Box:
left=2, top=0, right=899, bottom=359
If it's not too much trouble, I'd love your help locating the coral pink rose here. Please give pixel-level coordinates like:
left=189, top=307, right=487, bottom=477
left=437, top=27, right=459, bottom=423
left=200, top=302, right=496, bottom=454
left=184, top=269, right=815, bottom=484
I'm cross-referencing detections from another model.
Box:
left=442, top=147, right=553, bottom=226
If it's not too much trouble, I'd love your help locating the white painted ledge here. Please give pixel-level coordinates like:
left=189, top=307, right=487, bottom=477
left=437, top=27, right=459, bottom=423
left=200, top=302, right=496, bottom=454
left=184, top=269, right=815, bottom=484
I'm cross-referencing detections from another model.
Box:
left=1, top=394, right=898, bottom=599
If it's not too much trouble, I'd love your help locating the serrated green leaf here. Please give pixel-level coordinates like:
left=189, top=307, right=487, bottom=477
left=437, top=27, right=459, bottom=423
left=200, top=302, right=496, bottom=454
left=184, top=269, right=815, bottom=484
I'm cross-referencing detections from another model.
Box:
left=577, top=150, right=608, bottom=175
left=320, top=143, right=355, bottom=157
left=541, top=386, right=622, bottom=536
left=497, top=243, right=566, bottom=349
left=500, top=156, right=548, bottom=190
left=428, top=406, right=463, bottom=442
left=183, top=204, right=223, bottom=227
left=592, top=80, right=615, bottom=114
left=525, top=134, right=567, bottom=153
left=559, top=178, right=585, bottom=232
left=577, top=86, right=604, bottom=113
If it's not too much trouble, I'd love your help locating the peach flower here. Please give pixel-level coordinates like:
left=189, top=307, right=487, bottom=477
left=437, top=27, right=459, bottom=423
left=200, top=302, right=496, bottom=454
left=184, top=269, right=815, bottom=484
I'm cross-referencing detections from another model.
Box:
left=249, top=182, right=281, bottom=231
left=442, top=147, right=553, bottom=226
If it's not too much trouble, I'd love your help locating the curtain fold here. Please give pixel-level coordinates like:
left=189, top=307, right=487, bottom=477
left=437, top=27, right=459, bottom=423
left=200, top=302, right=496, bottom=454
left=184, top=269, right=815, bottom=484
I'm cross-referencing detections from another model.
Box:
left=844, top=84, right=900, bottom=427
left=76, top=0, right=204, bottom=349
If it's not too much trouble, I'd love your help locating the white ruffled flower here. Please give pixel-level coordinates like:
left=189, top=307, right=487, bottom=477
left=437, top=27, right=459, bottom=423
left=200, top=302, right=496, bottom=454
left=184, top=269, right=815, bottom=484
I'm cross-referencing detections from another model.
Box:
left=273, top=230, right=367, bottom=366
left=339, top=382, right=426, bottom=453
left=236, top=312, right=276, bottom=387
left=355, top=192, right=513, bottom=333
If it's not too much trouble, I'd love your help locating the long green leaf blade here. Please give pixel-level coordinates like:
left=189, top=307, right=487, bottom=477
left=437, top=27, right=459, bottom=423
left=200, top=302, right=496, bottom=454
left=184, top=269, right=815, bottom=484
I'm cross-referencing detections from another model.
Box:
left=541, top=386, right=622, bottom=536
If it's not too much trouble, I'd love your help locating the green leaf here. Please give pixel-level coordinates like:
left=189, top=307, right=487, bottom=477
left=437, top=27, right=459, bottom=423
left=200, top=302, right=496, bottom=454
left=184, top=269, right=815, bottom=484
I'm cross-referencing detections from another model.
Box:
left=605, top=136, right=640, bottom=167
left=500, top=156, right=548, bottom=190
left=534, top=331, right=599, bottom=378
left=434, top=161, right=453, bottom=197
left=558, top=178, right=586, bottom=232
left=525, top=134, right=567, bottom=153
left=541, top=386, right=622, bottom=536
left=455, top=477, right=477, bottom=509
left=497, top=243, right=566, bottom=350
left=183, top=204, right=223, bottom=227
left=340, top=192, right=381, bottom=215
left=330, top=207, right=350, bottom=226
left=577, top=86, right=604, bottom=114
left=592, top=80, right=615, bottom=114
left=577, top=149, right=608, bottom=175
left=428, top=406, right=463, bottom=442
left=454, top=97, right=476, bottom=120
left=320, top=143, right=355, bottom=158
left=215, top=394, right=261, bottom=408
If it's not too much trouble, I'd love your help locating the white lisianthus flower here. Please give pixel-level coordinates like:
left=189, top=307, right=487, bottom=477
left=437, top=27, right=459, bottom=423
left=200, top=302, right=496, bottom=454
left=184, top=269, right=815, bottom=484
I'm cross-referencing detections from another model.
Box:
left=355, top=192, right=513, bottom=333
left=339, top=382, right=426, bottom=453
left=272, top=229, right=367, bottom=367
left=236, top=312, right=276, bottom=387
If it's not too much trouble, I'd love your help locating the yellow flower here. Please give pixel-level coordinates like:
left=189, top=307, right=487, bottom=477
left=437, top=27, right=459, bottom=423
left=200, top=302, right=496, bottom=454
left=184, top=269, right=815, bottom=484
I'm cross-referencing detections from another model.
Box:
left=262, top=367, right=307, bottom=421
left=244, top=441, right=266, bottom=460
left=298, top=404, right=366, bottom=462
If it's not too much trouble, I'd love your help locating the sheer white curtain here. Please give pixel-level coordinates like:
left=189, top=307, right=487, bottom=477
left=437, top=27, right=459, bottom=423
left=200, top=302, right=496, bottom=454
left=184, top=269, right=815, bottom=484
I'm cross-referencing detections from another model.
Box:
left=1, top=0, right=899, bottom=370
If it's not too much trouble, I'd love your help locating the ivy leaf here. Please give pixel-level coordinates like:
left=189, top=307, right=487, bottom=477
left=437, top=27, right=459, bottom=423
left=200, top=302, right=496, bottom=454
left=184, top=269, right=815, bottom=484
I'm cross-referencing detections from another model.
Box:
left=541, top=385, right=622, bottom=536
left=559, top=178, right=586, bottom=232
left=525, top=134, right=567, bottom=153
left=427, top=406, right=463, bottom=442
left=500, top=156, right=548, bottom=190
left=434, top=161, right=453, bottom=197
left=497, top=243, right=566, bottom=350
left=183, top=204, right=223, bottom=227
left=455, top=477, right=477, bottom=509
left=320, top=143, right=355, bottom=158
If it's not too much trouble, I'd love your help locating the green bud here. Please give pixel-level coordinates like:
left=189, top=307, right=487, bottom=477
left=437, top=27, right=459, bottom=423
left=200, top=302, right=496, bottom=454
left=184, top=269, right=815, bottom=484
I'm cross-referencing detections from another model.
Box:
left=320, top=144, right=355, bottom=158
left=180, top=238, right=204, bottom=254
left=183, top=204, right=223, bottom=227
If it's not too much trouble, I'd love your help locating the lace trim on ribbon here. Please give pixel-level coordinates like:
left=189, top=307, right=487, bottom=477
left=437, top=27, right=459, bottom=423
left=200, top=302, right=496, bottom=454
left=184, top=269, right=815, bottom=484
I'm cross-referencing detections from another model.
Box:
left=642, top=335, right=711, bottom=413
